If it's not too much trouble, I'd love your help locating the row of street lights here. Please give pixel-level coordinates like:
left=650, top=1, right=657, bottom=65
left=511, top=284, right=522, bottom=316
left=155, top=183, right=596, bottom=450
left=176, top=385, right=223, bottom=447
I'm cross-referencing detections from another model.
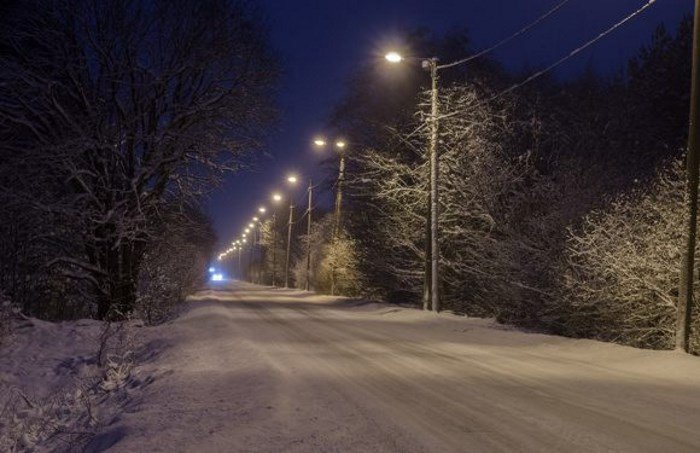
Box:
left=215, top=3, right=700, bottom=353
left=215, top=50, right=443, bottom=306
left=215, top=50, right=448, bottom=311
left=216, top=136, right=348, bottom=291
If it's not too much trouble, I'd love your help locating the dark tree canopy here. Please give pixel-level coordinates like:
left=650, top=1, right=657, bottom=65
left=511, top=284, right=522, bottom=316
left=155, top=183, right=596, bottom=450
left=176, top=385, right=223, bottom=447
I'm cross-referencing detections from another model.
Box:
left=0, top=0, right=279, bottom=319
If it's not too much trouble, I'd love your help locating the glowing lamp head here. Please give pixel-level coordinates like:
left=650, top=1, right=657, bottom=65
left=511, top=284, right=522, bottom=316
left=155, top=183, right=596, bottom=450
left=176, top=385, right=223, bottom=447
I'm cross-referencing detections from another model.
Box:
left=244, top=228, right=250, bottom=233
left=287, top=175, right=298, bottom=184
left=259, top=206, right=266, bottom=214
left=335, top=140, right=347, bottom=149
left=253, top=216, right=259, bottom=221
left=385, top=51, right=403, bottom=63
left=248, top=223, right=254, bottom=228
left=242, top=238, right=247, bottom=243
left=313, top=137, right=327, bottom=147
left=272, top=193, right=282, bottom=203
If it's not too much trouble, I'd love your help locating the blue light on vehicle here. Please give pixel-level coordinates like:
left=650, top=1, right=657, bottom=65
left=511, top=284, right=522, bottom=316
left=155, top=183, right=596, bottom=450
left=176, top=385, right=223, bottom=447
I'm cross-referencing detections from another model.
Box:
left=208, top=267, right=216, bottom=273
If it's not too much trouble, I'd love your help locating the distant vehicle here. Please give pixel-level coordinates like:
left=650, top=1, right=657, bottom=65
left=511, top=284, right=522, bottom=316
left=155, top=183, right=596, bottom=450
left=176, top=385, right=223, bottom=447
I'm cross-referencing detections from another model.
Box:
left=211, top=273, right=224, bottom=282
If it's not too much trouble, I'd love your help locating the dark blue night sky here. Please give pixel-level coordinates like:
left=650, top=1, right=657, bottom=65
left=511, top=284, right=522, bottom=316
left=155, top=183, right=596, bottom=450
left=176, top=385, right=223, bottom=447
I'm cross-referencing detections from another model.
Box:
left=207, top=0, right=693, bottom=248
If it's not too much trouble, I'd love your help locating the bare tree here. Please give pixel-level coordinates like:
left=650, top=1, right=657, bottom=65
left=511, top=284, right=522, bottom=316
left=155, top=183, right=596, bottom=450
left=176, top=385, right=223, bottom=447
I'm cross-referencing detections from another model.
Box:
left=564, top=159, right=699, bottom=351
left=0, top=0, right=278, bottom=318
left=136, top=204, right=216, bottom=325
left=291, top=214, right=365, bottom=296
left=348, top=85, right=542, bottom=314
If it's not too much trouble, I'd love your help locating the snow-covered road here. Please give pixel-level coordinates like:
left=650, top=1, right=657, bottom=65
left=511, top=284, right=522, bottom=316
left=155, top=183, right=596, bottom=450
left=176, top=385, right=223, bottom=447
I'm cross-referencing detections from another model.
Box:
left=98, top=281, right=700, bottom=452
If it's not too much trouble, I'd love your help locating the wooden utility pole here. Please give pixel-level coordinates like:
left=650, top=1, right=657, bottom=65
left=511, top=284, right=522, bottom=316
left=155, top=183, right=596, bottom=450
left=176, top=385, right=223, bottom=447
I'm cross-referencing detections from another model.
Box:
left=333, top=152, right=346, bottom=238
left=677, top=0, right=700, bottom=353
left=423, top=203, right=431, bottom=311
left=331, top=151, right=346, bottom=296
left=427, top=57, right=440, bottom=312
left=272, top=211, right=277, bottom=286
left=306, top=179, right=313, bottom=291
left=248, top=240, right=254, bottom=282
left=237, top=246, right=242, bottom=279
left=285, top=204, right=294, bottom=288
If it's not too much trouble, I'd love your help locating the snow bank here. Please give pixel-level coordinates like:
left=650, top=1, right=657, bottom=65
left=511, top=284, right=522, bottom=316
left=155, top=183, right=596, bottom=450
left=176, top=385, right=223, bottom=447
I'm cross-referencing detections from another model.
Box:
left=0, top=315, right=148, bottom=451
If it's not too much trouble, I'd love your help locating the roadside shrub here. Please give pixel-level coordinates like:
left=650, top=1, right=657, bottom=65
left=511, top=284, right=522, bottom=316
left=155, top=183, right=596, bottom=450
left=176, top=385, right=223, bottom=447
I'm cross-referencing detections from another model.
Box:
left=562, top=158, right=699, bottom=351
left=135, top=207, right=215, bottom=325
left=292, top=215, right=364, bottom=296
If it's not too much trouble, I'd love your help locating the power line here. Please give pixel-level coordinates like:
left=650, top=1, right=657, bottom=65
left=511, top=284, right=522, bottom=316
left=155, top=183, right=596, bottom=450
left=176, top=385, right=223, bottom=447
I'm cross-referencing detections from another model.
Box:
left=222, top=0, right=659, bottom=256
left=401, top=0, right=572, bottom=141
left=438, top=0, right=572, bottom=70
left=441, top=0, right=659, bottom=121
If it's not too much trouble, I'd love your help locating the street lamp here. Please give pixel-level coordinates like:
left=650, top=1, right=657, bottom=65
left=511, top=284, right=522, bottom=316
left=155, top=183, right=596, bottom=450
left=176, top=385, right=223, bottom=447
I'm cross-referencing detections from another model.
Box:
left=386, top=50, right=441, bottom=313
left=235, top=244, right=242, bottom=277
left=270, top=193, right=283, bottom=286
left=313, top=136, right=347, bottom=239
left=250, top=215, right=265, bottom=284
left=384, top=51, right=403, bottom=63
left=284, top=175, right=300, bottom=288
left=242, top=229, right=250, bottom=280
left=289, top=173, right=315, bottom=291
left=259, top=206, right=266, bottom=214
left=304, top=177, right=314, bottom=291
left=314, top=136, right=348, bottom=295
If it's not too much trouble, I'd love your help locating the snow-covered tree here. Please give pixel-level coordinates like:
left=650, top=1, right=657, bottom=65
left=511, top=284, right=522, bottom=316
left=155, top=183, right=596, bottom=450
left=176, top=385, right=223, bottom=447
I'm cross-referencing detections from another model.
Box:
left=562, top=159, right=699, bottom=351
left=0, top=0, right=278, bottom=319
left=348, top=84, right=544, bottom=315
left=136, top=205, right=216, bottom=325
left=292, top=215, right=364, bottom=296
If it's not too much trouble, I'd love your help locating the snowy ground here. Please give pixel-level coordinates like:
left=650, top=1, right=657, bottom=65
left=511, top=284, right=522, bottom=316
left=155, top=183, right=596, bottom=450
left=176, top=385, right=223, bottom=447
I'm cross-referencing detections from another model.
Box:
left=88, top=280, right=700, bottom=452
left=0, top=314, right=147, bottom=451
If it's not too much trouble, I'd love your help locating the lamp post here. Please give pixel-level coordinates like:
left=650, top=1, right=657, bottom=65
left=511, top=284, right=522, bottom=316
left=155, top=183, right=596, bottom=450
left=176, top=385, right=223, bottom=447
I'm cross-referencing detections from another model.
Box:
left=271, top=193, right=282, bottom=286
left=237, top=244, right=242, bottom=278
left=314, top=137, right=348, bottom=295
left=241, top=234, right=247, bottom=280
left=677, top=0, right=700, bottom=353
left=386, top=51, right=441, bottom=312
left=305, top=177, right=313, bottom=291
left=313, top=137, right=347, bottom=237
left=257, top=207, right=266, bottom=284
left=247, top=223, right=255, bottom=279
left=241, top=226, right=255, bottom=283
left=249, top=218, right=259, bottom=283
left=285, top=175, right=299, bottom=288
left=240, top=238, right=247, bottom=280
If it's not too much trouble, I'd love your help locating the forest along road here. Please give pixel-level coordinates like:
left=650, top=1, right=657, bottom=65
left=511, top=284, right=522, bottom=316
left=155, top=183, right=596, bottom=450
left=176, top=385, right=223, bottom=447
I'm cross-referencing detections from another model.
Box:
left=99, top=281, right=700, bottom=452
